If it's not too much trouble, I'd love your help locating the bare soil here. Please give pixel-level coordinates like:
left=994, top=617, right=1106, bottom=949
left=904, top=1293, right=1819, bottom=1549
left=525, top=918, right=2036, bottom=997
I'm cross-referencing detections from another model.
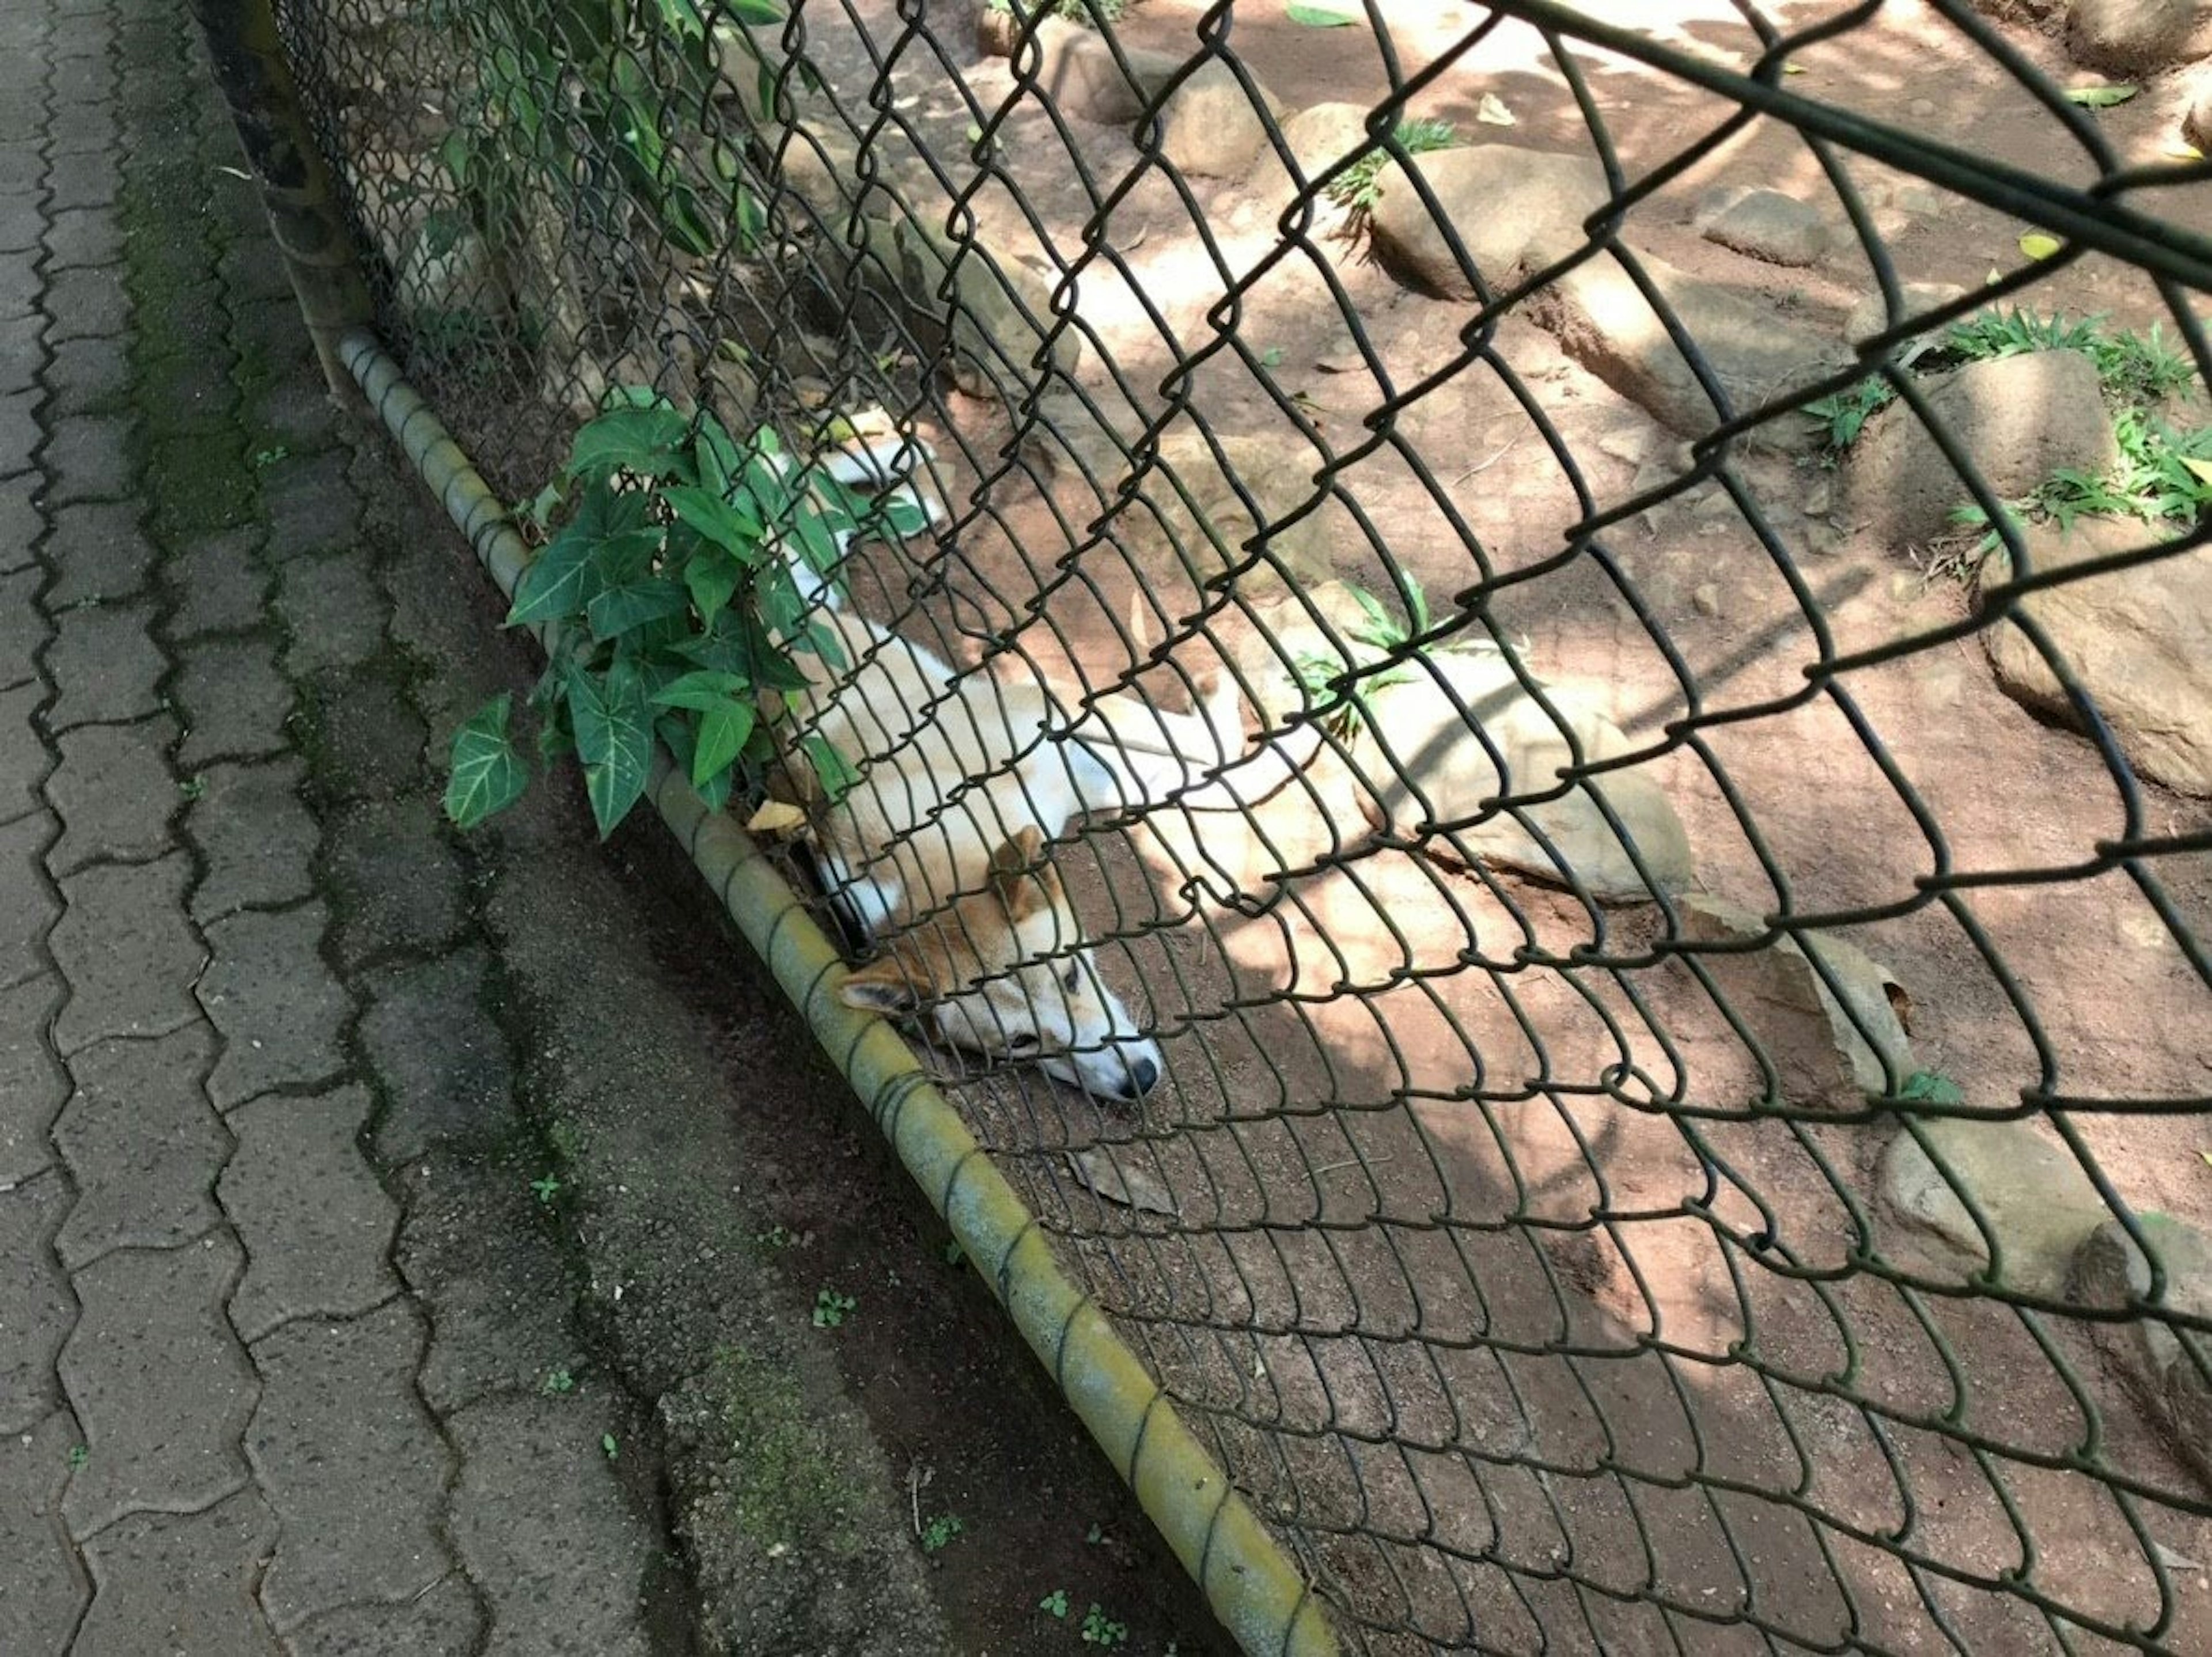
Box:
left=777, top=1, right=2212, bottom=1651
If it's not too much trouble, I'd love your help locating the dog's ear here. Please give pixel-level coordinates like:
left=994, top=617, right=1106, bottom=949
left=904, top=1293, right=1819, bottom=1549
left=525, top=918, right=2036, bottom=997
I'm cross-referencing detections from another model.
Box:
left=989, top=826, right=1060, bottom=917
left=840, top=957, right=919, bottom=1016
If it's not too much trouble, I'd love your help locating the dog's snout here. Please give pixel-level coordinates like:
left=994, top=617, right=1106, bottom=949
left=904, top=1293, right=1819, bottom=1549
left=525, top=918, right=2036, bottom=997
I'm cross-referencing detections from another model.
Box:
left=1124, top=1055, right=1160, bottom=1098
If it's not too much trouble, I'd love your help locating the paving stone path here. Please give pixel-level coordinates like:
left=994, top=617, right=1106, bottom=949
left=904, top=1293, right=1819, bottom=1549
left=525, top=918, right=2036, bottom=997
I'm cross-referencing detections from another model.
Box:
left=0, top=2, right=675, bottom=1649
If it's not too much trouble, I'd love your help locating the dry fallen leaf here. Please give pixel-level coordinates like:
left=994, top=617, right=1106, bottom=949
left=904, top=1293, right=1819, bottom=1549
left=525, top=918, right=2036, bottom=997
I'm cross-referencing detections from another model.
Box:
left=745, top=799, right=808, bottom=836
left=1475, top=93, right=1516, bottom=127
left=2018, top=231, right=2063, bottom=260
left=1067, top=1148, right=1180, bottom=1218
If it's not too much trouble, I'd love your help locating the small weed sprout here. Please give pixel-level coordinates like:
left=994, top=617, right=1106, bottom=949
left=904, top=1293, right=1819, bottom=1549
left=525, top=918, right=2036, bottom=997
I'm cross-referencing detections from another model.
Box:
left=530, top=1173, right=561, bottom=1205
left=67, top=1444, right=88, bottom=1470
left=1039, top=1587, right=1071, bottom=1618
left=1080, top=1603, right=1129, bottom=1646
left=920, top=1513, right=965, bottom=1552
left=812, top=1287, right=857, bottom=1328
left=1325, top=117, right=1458, bottom=213
left=601, top=1432, right=619, bottom=1461
left=541, top=1366, right=577, bottom=1394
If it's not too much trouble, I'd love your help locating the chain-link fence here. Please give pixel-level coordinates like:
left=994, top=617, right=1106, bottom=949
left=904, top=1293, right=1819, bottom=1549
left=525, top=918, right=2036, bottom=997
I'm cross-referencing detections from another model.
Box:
left=255, top=0, right=2212, bottom=1648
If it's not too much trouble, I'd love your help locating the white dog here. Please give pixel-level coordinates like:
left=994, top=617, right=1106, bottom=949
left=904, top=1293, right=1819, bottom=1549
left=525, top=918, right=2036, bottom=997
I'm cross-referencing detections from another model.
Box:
left=769, top=432, right=1316, bottom=1103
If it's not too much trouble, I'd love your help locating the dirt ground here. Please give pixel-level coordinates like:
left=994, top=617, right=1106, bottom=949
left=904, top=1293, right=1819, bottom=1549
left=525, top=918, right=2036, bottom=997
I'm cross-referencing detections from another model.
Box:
left=755, top=1, right=2212, bottom=1652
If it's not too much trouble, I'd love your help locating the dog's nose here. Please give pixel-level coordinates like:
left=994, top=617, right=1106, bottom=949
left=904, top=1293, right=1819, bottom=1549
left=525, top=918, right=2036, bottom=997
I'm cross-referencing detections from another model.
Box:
left=1125, top=1056, right=1160, bottom=1097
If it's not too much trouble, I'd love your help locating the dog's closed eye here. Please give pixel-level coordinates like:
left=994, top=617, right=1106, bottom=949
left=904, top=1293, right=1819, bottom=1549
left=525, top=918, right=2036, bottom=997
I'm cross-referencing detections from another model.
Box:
left=1062, top=965, right=1080, bottom=994
left=1008, top=1032, right=1040, bottom=1051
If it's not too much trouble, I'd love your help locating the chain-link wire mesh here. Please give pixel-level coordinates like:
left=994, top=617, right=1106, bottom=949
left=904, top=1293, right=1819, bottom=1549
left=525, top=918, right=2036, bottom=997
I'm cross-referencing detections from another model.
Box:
left=267, top=0, right=2212, bottom=1648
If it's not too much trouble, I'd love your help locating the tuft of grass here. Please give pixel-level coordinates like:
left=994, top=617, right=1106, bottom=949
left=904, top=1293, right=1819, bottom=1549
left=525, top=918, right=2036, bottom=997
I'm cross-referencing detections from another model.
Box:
left=1325, top=117, right=1458, bottom=212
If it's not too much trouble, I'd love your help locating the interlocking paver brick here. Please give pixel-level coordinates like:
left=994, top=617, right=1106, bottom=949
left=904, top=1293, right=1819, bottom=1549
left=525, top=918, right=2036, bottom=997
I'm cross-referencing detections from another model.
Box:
left=44, top=715, right=179, bottom=874
left=0, top=323, right=36, bottom=396
left=0, top=682, right=44, bottom=824
left=0, top=476, right=36, bottom=572
left=231, top=294, right=315, bottom=378
left=304, top=669, right=427, bottom=802
left=43, top=600, right=164, bottom=730
left=43, top=206, right=122, bottom=271
left=217, top=237, right=290, bottom=307
left=0, top=237, right=36, bottom=316
left=0, top=1410, right=90, bottom=1655
left=252, top=380, right=338, bottom=455
left=260, top=450, right=357, bottom=561
left=221, top=1085, right=396, bottom=1341
left=327, top=796, right=467, bottom=969
left=46, top=98, right=119, bottom=157
left=44, top=150, right=120, bottom=213
left=0, top=566, right=40, bottom=689
left=59, top=1230, right=257, bottom=1538
left=0, top=1173, right=74, bottom=1436
left=47, top=854, right=199, bottom=1053
left=448, top=1396, right=657, bottom=1657
left=167, top=525, right=270, bottom=638
left=143, top=347, right=236, bottom=436
left=363, top=947, right=515, bottom=1161
left=0, top=143, right=40, bottom=195
left=278, top=549, right=387, bottom=675
left=74, top=1489, right=279, bottom=1656
left=43, top=500, right=155, bottom=606
left=147, top=429, right=252, bottom=536
left=0, top=385, right=36, bottom=478
left=39, top=334, right=127, bottom=418
left=41, top=412, right=134, bottom=503
left=197, top=903, right=350, bottom=1108
left=41, top=266, right=127, bottom=343
left=247, top=1300, right=449, bottom=1628
left=185, top=755, right=317, bottom=921
left=285, top=1574, right=484, bottom=1657
left=0, top=974, right=66, bottom=1190
left=48, top=52, right=111, bottom=105
left=0, top=810, right=59, bottom=990
left=395, top=1150, right=578, bottom=1415
left=52, top=1026, right=225, bottom=1268
left=175, top=634, right=293, bottom=768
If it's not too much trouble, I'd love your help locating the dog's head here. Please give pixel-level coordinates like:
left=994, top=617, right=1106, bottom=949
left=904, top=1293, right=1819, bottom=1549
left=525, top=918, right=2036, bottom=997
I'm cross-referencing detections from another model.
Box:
left=838, top=828, right=1164, bottom=1103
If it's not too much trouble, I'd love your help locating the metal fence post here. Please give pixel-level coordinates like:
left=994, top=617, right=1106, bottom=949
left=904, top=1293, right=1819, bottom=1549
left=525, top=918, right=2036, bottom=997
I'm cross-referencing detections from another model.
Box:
left=188, top=0, right=374, bottom=399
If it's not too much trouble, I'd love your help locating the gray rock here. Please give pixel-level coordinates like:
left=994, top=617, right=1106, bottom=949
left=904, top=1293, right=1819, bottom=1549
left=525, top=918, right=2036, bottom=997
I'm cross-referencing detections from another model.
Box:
left=1695, top=185, right=1832, bottom=267
left=1981, top=518, right=2212, bottom=797
left=1843, top=350, right=2116, bottom=547
left=1675, top=897, right=1914, bottom=1109
left=1880, top=1117, right=2112, bottom=1295
left=1368, top=142, right=1611, bottom=298
left=1363, top=649, right=1695, bottom=903
left=2068, top=0, right=2211, bottom=71
left=1026, top=14, right=1180, bottom=125
left=1844, top=280, right=1969, bottom=345
left=2073, top=1214, right=2212, bottom=1483
left=1112, top=428, right=1339, bottom=584
left=1534, top=245, right=1843, bottom=446
left=1254, top=101, right=1376, bottom=198
left=2186, top=71, right=2212, bottom=154
left=1157, top=58, right=1279, bottom=179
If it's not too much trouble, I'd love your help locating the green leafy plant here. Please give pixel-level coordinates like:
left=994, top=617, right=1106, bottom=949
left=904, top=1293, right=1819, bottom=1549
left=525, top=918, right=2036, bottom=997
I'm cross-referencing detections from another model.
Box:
left=445, top=392, right=923, bottom=838
left=601, top=1432, right=620, bottom=1460
left=812, top=1287, right=857, bottom=1328
left=1291, top=572, right=1434, bottom=734
left=1325, top=117, right=1457, bottom=212
left=1803, top=378, right=1897, bottom=452
left=920, top=1513, right=965, bottom=1552
left=1038, top=1588, right=1070, bottom=1619
left=424, top=0, right=786, bottom=294
left=542, top=1366, right=578, bottom=1394
left=1080, top=1604, right=1129, bottom=1645
left=1897, top=1070, right=1964, bottom=1107
left=530, top=1172, right=562, bottom=1204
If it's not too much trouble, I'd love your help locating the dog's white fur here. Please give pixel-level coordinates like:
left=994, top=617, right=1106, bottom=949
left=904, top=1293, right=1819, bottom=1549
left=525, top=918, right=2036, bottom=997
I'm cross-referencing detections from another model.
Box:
left=768, top=431, right=1313, bottom=1102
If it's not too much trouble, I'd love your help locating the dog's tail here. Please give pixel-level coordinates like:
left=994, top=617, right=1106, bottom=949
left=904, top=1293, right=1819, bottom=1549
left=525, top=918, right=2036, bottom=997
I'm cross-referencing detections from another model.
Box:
left=1070, top=679, right=1324, bottom=815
